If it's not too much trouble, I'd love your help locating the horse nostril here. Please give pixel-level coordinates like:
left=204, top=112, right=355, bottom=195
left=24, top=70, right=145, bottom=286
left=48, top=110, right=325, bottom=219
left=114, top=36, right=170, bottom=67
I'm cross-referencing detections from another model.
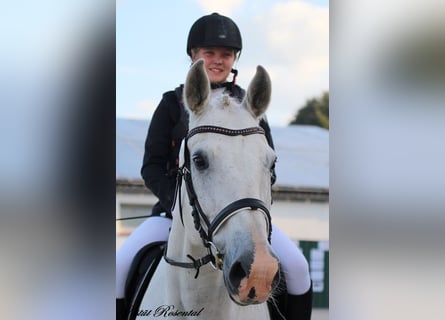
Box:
left=229, top=261, right=248, bottom=289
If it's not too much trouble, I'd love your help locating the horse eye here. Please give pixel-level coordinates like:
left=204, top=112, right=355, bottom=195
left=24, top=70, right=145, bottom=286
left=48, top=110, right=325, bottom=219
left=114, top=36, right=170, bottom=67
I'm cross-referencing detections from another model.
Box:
left=192, top=154, right=208, bottom=170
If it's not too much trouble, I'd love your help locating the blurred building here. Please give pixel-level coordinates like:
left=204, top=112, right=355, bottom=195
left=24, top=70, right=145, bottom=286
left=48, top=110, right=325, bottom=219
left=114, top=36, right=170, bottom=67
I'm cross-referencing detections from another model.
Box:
left=116, top=118, right=329, bottom=242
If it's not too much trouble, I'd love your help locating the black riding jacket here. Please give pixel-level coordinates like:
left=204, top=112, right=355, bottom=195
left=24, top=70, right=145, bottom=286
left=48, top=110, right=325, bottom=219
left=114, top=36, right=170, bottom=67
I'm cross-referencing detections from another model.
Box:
left=141, top=83, right=276, bottom=217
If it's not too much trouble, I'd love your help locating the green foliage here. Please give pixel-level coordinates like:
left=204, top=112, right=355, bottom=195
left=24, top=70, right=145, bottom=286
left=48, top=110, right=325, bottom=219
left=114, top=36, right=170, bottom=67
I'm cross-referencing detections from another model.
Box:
left=289, top=91, right=329, bottom=129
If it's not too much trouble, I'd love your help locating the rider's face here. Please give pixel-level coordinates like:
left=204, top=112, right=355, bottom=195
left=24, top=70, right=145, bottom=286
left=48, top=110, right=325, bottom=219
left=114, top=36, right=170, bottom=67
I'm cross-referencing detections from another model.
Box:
left=192, top=47, right=236, bottom=84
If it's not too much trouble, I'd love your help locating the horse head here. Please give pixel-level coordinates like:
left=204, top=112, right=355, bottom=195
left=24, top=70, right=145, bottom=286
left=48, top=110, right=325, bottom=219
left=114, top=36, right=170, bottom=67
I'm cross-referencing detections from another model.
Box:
left=180, top=59, right=279, bottom=305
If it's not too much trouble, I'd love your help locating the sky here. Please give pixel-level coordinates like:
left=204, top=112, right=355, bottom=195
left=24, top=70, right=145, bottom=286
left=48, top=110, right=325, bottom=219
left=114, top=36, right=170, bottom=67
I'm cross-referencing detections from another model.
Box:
left=117, top=0, right=329, bottom=127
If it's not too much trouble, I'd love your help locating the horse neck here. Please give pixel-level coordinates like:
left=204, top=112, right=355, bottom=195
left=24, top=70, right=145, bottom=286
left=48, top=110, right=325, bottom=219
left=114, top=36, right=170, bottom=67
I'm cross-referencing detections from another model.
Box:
left=166, top=198, right=230, bottom=302
left=166, top=218, right=244, bottom=317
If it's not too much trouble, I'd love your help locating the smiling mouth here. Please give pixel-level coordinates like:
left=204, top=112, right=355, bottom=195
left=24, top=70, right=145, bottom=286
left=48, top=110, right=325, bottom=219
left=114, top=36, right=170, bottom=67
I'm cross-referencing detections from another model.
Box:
left=209, top=68, right=224, bottom=73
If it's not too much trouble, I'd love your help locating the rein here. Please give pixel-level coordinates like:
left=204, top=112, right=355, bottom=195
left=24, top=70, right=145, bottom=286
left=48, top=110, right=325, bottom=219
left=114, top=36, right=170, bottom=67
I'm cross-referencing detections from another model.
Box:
left=164, top=125, right=272, bottom=278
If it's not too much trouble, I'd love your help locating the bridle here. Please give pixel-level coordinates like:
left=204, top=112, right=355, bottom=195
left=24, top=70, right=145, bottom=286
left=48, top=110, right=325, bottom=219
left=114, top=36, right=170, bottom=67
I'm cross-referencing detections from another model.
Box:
left=164, top=125, right=273, bottom=278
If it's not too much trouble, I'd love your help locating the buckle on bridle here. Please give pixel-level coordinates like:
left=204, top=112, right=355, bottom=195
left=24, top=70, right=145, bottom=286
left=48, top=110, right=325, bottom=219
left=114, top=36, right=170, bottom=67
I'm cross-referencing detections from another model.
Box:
left=207, top=241, right=224, bottom=270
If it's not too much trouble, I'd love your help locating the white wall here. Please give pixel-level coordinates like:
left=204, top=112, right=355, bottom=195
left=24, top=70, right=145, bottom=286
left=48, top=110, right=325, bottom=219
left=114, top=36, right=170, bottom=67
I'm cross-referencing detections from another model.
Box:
left=271, top=199, right=329, bottom=241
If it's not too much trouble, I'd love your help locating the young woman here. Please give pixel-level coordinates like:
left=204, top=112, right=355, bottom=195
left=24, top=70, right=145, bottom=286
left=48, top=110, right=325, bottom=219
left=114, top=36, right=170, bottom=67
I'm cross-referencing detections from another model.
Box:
left=117, top=13, right=312, bottom=319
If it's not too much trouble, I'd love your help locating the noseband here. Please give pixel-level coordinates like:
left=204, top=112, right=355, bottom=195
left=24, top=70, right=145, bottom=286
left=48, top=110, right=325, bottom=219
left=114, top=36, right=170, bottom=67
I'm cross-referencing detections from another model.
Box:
left=164, top=125, right=273, bottom=278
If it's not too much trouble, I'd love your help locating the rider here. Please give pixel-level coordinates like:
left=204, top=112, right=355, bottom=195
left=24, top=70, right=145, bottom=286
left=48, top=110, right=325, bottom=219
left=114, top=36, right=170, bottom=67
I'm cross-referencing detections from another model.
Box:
left=116, top=13, right=312, bottom=320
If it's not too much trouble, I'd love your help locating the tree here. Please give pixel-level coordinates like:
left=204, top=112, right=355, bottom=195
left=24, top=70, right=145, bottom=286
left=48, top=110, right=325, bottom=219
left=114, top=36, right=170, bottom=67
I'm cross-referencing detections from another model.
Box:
left=289, top=91, right=329, bottom=129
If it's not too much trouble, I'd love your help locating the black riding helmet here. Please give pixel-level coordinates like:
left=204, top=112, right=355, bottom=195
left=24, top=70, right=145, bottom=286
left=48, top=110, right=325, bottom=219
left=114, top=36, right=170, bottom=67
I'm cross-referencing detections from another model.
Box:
left=186, top=13, right=242, bottom=57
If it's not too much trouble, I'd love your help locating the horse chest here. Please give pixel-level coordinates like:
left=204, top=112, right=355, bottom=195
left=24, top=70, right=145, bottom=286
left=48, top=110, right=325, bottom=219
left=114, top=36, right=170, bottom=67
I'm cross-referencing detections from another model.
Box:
left=137, top=262, right=270, bottom=320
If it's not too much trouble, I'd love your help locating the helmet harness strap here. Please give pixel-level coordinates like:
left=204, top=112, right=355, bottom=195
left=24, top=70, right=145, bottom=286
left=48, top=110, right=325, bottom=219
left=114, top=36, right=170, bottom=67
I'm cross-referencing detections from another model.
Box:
left=231, top=68, right=238, bottom=85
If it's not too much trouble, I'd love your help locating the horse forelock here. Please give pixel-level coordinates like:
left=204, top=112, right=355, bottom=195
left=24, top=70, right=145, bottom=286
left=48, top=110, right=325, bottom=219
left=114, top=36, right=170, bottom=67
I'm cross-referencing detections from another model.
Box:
left=189, top=91, right=257, bottom=130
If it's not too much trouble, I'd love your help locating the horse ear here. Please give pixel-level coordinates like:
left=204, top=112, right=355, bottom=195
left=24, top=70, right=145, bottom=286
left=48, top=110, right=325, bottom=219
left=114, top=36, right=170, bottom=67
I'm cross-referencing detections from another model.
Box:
left=245, top=65, right=271, bottom=118
left=184, top=59, right=210, bottom=115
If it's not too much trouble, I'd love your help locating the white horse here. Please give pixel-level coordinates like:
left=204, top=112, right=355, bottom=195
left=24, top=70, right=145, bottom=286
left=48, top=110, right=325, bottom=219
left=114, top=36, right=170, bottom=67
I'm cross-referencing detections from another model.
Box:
left=136, top=60, right=280, bottom=319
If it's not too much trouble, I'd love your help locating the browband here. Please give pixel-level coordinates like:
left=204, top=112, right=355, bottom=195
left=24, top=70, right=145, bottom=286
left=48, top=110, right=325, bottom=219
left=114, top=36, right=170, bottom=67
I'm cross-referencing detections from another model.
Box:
left=187, top=125, right=265, bottom=140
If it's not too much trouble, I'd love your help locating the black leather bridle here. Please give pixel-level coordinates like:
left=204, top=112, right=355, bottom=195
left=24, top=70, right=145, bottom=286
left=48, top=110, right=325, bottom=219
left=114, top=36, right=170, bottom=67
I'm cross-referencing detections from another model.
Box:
left=164, top=125, right=273, bottom=278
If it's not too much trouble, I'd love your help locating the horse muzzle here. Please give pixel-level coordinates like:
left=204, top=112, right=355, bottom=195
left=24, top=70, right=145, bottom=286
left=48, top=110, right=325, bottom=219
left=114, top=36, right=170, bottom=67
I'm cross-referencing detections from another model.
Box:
left=223, top=240, right=280, bottom=305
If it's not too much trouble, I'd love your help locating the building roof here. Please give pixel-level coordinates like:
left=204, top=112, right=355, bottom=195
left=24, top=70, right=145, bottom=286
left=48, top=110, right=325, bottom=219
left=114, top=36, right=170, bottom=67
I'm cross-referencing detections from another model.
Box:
left=116, top=118, right=329, bottom=190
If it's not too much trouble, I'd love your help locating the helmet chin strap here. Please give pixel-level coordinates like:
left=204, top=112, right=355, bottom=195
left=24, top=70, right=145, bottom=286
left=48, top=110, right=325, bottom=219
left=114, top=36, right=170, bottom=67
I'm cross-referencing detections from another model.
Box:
left=231, top=68, right=238, bottom=85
